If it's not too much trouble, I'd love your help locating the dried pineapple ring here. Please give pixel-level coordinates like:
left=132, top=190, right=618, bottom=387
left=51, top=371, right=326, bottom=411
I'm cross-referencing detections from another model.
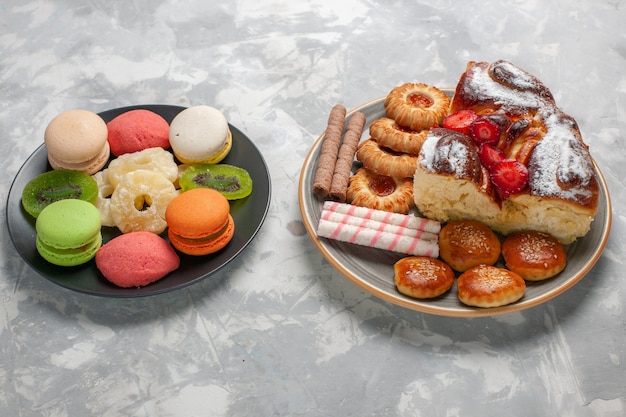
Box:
left=110, top=169, right=179, bottom=234
left=107, top=147, right=178, bottom=188
left=92, top=169, right=116, bottom=227
left=173, top=163, right=190, bottom=190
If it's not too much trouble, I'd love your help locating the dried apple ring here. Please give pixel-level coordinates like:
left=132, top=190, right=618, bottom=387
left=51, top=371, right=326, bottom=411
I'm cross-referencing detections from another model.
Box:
left=110, top=169, right=179, bottom=234
left=384, top=83, right=450, bottom=131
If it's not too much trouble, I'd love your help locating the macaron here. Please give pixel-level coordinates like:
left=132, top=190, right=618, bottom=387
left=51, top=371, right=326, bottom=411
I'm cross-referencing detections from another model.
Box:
left=95, top=231, right=180, bottom=288
left=168, top=105, right=232, bottom=164
left=165, top=188, right=235, bottom=256
left=35, top=199, right=102, bottom=267
left=106, top=109, right=171, bottom=156
left=44, top=109, right=110, bottom=175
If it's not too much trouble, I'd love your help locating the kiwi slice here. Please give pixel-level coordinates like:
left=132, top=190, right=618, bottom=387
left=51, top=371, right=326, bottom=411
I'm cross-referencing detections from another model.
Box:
left=180, top=163, right=253, bottom=200
left=21, top=170, right=98, bottom=218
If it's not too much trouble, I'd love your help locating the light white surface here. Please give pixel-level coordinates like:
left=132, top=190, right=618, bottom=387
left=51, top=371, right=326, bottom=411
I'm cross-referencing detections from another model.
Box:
left=1, top=1, right=624, bottom=416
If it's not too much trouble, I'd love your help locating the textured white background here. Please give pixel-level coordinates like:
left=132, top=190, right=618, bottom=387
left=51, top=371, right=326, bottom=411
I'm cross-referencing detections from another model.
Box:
left=1, top=1, right=624, bottom=416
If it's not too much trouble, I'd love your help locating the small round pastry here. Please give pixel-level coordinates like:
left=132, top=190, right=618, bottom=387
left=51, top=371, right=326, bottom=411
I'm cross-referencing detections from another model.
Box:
left=384, top=83, right=451, bottom=131
left=96, top=231, right=180, bottom=288
left=109, top=169, right=179, bottom=234
left=44, top=109, right=110, bottom=175
left=35, top=199, right=102, bottom=267
left=106, top=109, right=171, bottom=157
left=165, top=188, right=235, bottom=256
left=457, top=265, right=526, bottom=308
left=501, top=230, right=567, bottom=281
left=439, top=220, right=501, bottom=272
left=356, top=138, right=418, bottom=179
left=346, top=167, right=414, bottom=214
left=169, top=105, right=232, bottom=164
left=369, top=117, right=429, bottom=155
left=394, top=256, right=455, bottom=299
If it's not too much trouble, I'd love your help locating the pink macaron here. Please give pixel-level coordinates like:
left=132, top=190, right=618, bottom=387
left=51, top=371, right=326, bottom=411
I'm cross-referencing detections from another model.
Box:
left=95, top=231, right=180, bottom=288
left=106, top=109, right=171, bottom=156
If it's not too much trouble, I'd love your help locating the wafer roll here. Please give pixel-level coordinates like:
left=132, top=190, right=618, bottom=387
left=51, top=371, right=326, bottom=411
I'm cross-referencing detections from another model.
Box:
left=317, top=218, right=439, bottom=258
left=320, top=210, right=438, bottom=242
left=329, top=111, right=366, bottom=201
left=322, top=201, right=441, bottom=234
left=313, top=104, right=346, bottom=197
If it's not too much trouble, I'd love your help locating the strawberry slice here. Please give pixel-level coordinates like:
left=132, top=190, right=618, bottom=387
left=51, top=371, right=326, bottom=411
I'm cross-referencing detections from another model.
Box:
left=470, top=116, right=501, bottom=145
left=490, top=159, right=529, bottom=199
left=442, top=110, right=478, bottom=135
left=478, top=143, right=505, bottom=170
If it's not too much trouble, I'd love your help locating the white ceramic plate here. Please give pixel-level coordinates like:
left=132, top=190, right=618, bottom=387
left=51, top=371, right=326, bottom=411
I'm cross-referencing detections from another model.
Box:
left=298, top=96, right=612, bottom=317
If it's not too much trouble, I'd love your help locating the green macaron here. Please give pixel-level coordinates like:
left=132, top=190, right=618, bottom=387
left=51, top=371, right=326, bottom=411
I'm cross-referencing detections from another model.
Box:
left=35, top=199, right=102, bottom=267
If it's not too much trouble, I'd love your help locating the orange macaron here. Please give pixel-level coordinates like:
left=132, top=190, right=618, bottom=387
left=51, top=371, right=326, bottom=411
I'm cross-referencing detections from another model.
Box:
left=165, top=188, right=234, bottom=256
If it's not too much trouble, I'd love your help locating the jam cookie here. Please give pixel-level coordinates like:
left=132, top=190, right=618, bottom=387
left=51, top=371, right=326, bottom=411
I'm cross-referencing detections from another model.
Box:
left=356, top=139, right=418, bottom=179
left=369, top=117, right=429, bottom=155
left=346, top=167, right=414, bottom=214
left=384, top=83, right=450, bottom=131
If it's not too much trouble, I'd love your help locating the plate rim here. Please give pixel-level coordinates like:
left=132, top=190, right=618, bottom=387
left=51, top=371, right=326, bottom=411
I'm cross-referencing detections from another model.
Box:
left=6, top=104, right=272, bottom=297
left=298, top=96, right=612, bottom=317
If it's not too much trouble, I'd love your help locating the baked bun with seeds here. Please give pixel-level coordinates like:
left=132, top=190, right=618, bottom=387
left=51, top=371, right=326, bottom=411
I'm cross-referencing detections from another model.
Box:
left=394, top=256, right=455, bottom=299
left=438, top=220, right=501, bottom=272
left=457, top=265, right=526, bottom=308
left=502, top=230, right=567, bottom=281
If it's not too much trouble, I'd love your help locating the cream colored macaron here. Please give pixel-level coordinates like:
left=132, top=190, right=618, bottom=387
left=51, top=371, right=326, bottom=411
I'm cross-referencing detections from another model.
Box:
left=44, top=109, right=110, bottom=175
left=168, top=105, right=232, bottom=164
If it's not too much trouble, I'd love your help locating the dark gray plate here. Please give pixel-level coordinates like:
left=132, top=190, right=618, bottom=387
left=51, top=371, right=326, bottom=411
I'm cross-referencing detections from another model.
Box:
left=298, top=96, right=612, bottom=317
left=6, top=105, right=271, bottom=297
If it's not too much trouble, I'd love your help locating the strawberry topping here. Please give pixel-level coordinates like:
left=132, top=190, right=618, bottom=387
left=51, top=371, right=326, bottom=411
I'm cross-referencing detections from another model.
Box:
left=442, top=110, right=478, bottom=135
left=489, top=159, right=529, bottom=199
left=470, top=117, right=501, bottom=145
left=478, top=143, right=506, bottom=170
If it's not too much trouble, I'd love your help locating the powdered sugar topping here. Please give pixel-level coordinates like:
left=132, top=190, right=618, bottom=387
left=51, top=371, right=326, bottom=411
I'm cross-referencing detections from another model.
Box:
left=528, top=109, right=595, bottom=202
left=462, top=63, right=546, bottom=111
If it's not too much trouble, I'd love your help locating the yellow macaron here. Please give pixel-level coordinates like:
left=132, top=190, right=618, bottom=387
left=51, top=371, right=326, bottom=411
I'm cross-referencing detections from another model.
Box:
left=168, top=105, right=232, bottom=164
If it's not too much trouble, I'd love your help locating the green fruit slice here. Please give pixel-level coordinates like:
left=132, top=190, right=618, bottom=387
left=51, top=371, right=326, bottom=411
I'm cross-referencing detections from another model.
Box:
left=21, top=170, right=98, bottom=218
left=180, top=163, right=253, bottom=200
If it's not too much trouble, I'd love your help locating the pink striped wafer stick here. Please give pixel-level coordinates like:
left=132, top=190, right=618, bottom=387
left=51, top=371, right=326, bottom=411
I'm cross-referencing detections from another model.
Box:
left=322, top=201, right=441, bottom=234
left=320, top=210, right=438, bottom=242
left=317, top=218, right=439, bottom=258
